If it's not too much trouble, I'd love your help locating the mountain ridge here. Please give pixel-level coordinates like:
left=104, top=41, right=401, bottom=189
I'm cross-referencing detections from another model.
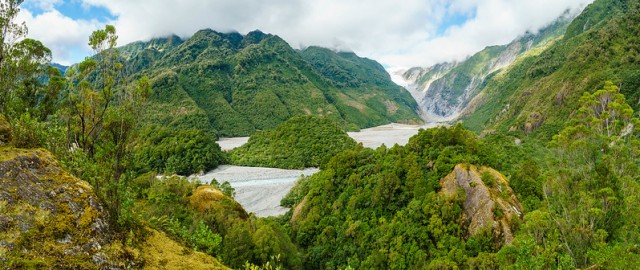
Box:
left=397, top=14, right=574, bottom=122
left=114, top=29, right=422, bottom=137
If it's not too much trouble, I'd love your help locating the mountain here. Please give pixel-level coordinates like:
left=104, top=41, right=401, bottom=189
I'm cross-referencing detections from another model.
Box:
left=118, top=30, right=422, bottom=137
left=49, top=63, right=68, bottom=74
left=461, top=0, right=640, bottom=138
left=397, top=15, right=572, bottom=122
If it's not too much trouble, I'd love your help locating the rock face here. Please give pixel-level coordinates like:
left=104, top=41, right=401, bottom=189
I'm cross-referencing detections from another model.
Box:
left=399, top=16, right=571, bottom=122
left=0, top=147, right=121, bottom=268
left=440, top=164, right=523, bottom=245
left=0, top=148, right=231, bottom=269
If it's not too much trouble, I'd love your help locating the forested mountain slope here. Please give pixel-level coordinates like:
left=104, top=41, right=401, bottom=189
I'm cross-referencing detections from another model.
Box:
left=399, top=16, right=571, bottom=122
left=118, top=30, right=421, bottom=137
left=462, top=0, right=640, bottom=139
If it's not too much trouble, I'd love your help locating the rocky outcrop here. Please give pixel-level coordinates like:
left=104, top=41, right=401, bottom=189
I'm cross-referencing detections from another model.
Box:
left=0, top=147, right=123, bottom=268
left=440, top=164, right=523, bottom=245
left=399, top=16, right=571, bottom=122
left=0, top=147, right=233, bottom=269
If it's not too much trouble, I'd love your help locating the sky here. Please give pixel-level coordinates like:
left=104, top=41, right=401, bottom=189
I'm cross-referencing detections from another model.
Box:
left=17, top=0, right=594, bottom=68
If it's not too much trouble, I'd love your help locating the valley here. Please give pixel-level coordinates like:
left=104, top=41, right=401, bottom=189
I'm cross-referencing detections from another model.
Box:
left=214, top=122, right=444, bottom=217
left=217, top=122, right=444, bottom=150
left=3, top=0, right=640, bottom=268
left=194, top=165, right=319, bottom=217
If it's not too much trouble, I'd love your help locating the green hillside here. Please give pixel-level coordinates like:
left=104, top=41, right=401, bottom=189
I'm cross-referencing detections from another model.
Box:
left=462, top=0, right=640, bottom=139
left=230, top=115, right=357, bottom=169
left=119, top=30, right=422, bottom=137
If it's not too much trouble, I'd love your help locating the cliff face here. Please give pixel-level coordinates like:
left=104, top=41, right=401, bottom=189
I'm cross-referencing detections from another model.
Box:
left=440, top=164, right=523, bottom=245
left=0, top=148, right=121, bottom=268
left=400, top=17, right=571, bottom=122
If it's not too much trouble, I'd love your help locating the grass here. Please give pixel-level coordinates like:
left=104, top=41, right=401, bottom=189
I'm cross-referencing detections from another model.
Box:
left=140, top=229, right=229, bottom=270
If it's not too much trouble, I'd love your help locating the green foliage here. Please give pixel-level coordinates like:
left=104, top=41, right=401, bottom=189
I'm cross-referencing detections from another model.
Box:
left=230, top=115, right=356, bottom=169
left=0, top=0, right=29, bottom=114
left=501, top=81, right=640, bottom=268
left=137, top=175, right=301, bottom=269
left=9, top=112, right=64, bottom=149
left=283, top=125, right=504, bottom=269
left=481, top=171, right=496, bottom=188
left=116, top=30, right=421, bottom=136
left=133, top=124, right=225, bottom=175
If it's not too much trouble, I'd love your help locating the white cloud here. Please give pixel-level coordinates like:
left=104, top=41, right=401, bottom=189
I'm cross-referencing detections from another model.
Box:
left=17, top=8, right=102, bottom=65
left=18, top=0, right=594, bottom=67
left=22, top=0, right=63, bottom=11
left=374, top=0, right=594, bottom=68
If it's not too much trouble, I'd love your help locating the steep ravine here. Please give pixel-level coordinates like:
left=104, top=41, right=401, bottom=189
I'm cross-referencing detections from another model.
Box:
left=392, top=16, right=571, bottom=123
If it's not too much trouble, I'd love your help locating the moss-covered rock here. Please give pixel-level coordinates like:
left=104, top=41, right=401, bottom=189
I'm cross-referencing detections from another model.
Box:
left=440, top=164, right=523, bottom=245
left=0, top=147, right=121, bottom=268
left=189, top=185, right=248, bottom=218
left=140, top=229, right=229, bottom=270
left=0, top=147, right=230, bottom=269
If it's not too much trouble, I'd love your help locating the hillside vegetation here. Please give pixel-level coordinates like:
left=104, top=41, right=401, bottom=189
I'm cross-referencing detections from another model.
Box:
left=230, top=115, right=357, bottom=169
left=2, top=0, right=640, bottom=269
left=283, top=85, right=640, bottom=267
left=120, top=30, right=421, bottom=138
left=402, top=15, right=570, bottom=121
left=462, top=0, right=640, bottom=139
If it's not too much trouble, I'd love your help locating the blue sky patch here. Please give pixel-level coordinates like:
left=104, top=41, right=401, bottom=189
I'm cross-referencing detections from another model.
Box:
left=436, top=6, right=477, bottom=36
left=23, top=0, right=116, bottom=22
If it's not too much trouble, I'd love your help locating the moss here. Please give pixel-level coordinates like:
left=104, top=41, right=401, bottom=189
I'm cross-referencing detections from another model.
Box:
left=189, top=185, right=247, bottom=217
left=190, top=185, right=225, bottom=210
left=140, top=229, right=229, bottom=270
left=78, top=206, right=100, bottom=228
left=1, top=147, right=235, bottom=269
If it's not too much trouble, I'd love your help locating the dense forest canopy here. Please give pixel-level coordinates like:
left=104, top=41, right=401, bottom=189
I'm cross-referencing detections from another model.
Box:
left=1, top=0, right=640, bottom=269
left=230, top=115, right=357, bottom=169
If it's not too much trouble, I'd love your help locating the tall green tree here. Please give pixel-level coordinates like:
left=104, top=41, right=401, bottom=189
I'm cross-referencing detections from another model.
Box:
left=1, top=0, right=53, bottom=116
left=65, top=25, right=120, bottom=155
left=542, top=81, right=640, bottom=267
left=63, top=25, right=152, bottom=227
left=0, top=0, right=26, bottom=80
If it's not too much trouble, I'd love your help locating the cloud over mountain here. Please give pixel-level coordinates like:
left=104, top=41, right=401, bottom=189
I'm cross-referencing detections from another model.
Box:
left=20, top=0, right=593, bottom=67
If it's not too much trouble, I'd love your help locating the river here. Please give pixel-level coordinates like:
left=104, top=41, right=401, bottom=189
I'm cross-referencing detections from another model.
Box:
left=204, top=123, right=441, bottom=217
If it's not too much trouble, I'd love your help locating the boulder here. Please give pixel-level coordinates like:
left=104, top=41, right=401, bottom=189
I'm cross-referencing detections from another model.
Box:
left=0, top=148, right=122, bottom=268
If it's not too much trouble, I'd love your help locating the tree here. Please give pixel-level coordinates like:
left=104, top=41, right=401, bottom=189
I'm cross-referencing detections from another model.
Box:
left=65, top=25, right=120, bottom=155
left=62, top=25, right=152, bottom=228
left=0, top=0, right=27, bottom=79
left=6, top=39, right=52, bottom=116
left=544, top=81, right=640, bottom=268
left=1, top=0, right=51, bottom=116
